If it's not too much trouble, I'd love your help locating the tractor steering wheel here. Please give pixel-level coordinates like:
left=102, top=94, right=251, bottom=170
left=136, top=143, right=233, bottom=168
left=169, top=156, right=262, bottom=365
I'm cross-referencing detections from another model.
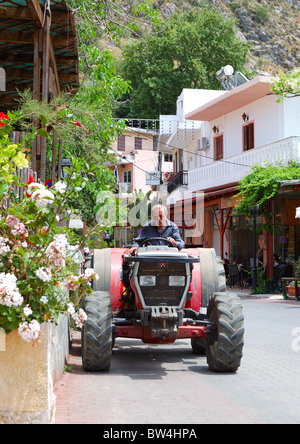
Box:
left=140, top=237, right=174, bottom=247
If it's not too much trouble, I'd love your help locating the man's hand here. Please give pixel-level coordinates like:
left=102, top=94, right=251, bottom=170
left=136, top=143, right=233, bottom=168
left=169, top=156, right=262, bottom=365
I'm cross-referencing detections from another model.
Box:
left=167, top=237, right=178, bottom=248
left=127, top=246, right=138, bottom=256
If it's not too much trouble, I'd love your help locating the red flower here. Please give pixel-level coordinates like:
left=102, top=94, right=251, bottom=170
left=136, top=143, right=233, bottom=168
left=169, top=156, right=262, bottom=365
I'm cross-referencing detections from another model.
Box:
left=73, top=120, right=89, bottom=133
left=26, top=174, right=35, bottom=198
left=0, top=112, right=9, bottom=128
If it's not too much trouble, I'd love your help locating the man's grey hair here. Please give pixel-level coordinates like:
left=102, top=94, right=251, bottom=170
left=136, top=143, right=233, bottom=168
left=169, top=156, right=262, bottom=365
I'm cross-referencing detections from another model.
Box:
left=151, top=204, right=168, bottom=217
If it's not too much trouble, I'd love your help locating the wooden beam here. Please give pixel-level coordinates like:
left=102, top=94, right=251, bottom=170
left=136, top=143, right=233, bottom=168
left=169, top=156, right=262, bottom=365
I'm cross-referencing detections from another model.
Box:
left=40, top=13, right=51, bottom=182
left=0, top=6, right=69, bottom=24
left=25, top=0, right=44, bottom=27
left=0, top=30, right=34, bottom=45
left=51, top=130, right=57, bottom=184
left=0, top=30, right=74, bottom=48
left=33, top=28, right=41, bottom=99
left=0, top=6, right=34, bottom=20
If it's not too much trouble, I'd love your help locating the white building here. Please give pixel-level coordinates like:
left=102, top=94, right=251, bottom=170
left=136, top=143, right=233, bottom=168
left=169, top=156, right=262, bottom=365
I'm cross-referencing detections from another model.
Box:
left=158, top=76, right=300, bottom=274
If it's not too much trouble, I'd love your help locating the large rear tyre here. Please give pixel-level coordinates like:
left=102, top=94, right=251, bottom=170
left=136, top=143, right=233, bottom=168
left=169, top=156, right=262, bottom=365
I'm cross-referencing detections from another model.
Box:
left=206, top=292, right=244, bottom=373
left=81, top=291, right=113, bottom=372
left=191, top=249, right=226, bottom=354
left=198, top=248, right=226, bottom=308
left=92, top=249, right=111, bottom=292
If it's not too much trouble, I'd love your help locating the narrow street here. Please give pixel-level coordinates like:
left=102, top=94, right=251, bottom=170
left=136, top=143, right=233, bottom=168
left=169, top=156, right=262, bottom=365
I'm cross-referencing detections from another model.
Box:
left=54, top=296, right=300, bottom=425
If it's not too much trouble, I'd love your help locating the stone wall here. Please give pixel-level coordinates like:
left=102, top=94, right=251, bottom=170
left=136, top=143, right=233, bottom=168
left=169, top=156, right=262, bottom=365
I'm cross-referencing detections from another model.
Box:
left=0, top=315, right=69, bottom=424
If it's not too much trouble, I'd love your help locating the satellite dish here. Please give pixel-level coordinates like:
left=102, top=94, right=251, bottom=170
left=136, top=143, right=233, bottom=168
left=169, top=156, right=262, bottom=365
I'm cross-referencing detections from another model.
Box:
left=224, top=65, right=234, bottom=76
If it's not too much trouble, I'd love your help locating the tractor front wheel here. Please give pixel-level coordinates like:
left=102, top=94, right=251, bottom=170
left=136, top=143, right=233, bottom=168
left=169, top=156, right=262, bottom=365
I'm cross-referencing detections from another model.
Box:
left=206, top=292, right=244, bottom=373
left=81, top=291, right=113, bottom=372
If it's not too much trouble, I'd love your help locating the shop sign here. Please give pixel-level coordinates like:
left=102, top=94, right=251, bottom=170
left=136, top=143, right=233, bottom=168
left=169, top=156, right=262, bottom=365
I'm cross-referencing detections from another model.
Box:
left=221, top=195, right=242, bottom=209
left=146, top=171, right=161, bottom=186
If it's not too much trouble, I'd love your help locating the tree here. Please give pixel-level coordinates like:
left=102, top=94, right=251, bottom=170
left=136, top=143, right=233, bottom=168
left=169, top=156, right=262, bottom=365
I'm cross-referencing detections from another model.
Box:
left=271, top=68, right=300, bottom=102
left=15, top=1, right=159, bottom=225
left=118, top=8, right=250, bottom=118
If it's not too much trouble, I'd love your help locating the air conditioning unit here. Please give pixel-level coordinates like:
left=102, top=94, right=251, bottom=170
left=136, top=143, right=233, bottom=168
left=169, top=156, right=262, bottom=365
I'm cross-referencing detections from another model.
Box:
left=197, top=137, right=210, bottom=151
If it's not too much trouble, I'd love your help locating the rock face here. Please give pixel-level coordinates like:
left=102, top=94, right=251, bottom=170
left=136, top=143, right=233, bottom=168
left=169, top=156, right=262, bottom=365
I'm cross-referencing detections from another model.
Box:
left=151, top=0, right=299, bottom=73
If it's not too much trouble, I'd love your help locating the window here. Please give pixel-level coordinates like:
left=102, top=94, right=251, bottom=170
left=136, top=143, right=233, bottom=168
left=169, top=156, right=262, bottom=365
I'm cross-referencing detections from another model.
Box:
left=123, top=170, right=132, bottom=193
left=118, top=135, right=125, bottom=151
left=123, top=170, right=132, bottom=184
left=243, top=122, right=254, bottom=151
left=214, top=135, right=224, bottom=161
left=164, top=153, right=173, bottom=162
left=135, top=137, right=142, bottom=150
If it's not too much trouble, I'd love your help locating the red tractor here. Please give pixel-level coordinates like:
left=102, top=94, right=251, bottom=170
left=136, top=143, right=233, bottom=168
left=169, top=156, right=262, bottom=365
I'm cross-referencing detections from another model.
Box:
left=81, top=241, right=244, bottom=373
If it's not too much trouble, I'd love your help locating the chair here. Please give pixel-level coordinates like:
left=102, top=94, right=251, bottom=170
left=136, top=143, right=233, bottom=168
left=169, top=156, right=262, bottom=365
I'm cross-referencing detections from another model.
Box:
left=227, top=264, right=239, bottom=288
left=240, top=267, right=252, bottom=289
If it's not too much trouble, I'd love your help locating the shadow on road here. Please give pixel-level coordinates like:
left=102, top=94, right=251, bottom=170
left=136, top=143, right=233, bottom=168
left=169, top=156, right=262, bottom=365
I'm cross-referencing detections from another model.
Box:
left=68, top=332, right=211, bottom=379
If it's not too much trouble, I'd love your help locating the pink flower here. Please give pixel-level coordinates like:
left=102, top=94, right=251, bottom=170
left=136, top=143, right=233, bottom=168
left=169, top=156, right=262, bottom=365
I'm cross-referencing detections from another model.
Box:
left=18, top=320, right=41, bottom=343
left=66, top=275, right=80, bottom=291
left=6, top=215, right=20, bottom=228
left=36, top=267, right=52, bottom=283
left=11, top=222, right=27, bottom=236
left=0, top=273, right=23, bottom=307
left=72, top=308, right=87, bottom=329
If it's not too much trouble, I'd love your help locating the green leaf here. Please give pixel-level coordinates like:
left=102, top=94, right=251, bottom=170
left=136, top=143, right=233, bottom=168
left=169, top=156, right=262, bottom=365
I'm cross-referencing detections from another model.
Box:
left=37, top=128, right=49, bottom=138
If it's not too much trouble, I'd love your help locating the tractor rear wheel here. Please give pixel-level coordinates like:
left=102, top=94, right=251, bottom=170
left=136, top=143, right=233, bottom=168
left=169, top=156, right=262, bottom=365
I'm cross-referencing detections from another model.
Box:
left=198, top=248, right=226, bottom=308
left=191, top=249, right=226, bottom=355
left=206, top=292, right=244, bottom=373
left=81, top=291, right=113, bottom=372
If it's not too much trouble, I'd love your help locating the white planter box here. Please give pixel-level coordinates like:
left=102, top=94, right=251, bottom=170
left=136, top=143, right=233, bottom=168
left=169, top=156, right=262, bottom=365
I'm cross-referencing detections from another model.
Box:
left=0, top=315, right=69, bottom=424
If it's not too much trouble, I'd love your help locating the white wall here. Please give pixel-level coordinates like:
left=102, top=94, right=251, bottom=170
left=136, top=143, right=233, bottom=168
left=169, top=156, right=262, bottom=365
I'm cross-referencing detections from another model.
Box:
left=283, top=96, right=300, bottom=137
left=208, top=94, right=285, bottom=161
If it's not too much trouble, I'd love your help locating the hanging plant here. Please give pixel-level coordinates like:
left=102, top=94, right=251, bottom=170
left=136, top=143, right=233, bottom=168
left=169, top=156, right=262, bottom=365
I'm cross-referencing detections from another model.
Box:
left=235, top=162, right=300, bottom=232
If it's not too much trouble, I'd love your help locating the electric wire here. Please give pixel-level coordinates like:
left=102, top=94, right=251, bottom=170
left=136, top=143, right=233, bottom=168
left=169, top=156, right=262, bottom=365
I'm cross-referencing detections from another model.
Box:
left=109, top=125, right=252, bottom=179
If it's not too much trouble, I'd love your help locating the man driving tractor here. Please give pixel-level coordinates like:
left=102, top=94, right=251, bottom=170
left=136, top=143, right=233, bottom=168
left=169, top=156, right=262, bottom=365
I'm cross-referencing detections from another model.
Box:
left=129, top=204, right=185, bottom=255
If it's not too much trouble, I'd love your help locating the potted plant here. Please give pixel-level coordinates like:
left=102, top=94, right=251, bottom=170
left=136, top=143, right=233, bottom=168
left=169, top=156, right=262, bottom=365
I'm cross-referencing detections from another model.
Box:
left=286, top=258, right=300, bottom=297
left=287, top=281, right=300, bottom=298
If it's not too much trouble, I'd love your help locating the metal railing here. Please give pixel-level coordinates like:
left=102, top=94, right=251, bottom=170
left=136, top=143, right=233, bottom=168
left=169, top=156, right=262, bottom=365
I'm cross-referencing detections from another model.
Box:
left=167, top=171, right=188, bottom=194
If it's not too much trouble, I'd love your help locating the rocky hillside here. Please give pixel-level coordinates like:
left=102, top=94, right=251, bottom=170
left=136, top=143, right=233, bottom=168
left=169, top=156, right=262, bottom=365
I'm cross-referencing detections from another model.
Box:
left=107, top=0, right=299, bottom=76
left=151, top=0, right=299, bottom=75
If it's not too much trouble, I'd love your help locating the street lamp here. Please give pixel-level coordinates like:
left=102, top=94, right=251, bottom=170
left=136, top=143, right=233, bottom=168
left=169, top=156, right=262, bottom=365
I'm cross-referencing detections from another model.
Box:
left=61, top=157, right=71, bottom=181
left=249, top=204, right=260, bottom=293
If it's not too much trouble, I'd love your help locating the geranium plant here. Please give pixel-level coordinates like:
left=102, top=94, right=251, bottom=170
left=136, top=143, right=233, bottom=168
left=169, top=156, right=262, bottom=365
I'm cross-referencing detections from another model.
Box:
left=0, top=113, right=99, bottom=344
left=163, top=172, right=176, bottom=183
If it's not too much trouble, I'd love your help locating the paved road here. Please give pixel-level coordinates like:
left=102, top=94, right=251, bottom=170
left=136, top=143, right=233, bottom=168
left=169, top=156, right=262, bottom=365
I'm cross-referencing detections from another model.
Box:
left=54, top=297, right=300, bottom=424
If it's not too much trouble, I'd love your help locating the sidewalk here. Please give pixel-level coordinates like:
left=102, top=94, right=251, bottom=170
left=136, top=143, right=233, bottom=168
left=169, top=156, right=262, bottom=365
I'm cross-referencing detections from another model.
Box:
left=228, top=287, right=285, bottom=300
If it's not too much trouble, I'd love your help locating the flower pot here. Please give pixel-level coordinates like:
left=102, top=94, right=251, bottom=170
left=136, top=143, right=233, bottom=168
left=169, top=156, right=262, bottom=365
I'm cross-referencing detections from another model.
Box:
left=287, top=286, right=299, bottom=298
left=0, top=315, right=69, bottom=424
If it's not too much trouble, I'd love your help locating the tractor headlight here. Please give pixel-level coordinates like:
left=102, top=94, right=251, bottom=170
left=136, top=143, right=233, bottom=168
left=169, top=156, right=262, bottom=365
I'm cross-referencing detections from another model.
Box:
left=139, top=276, right=156, bottom=287
left=169, top=276, right=186, bottom=287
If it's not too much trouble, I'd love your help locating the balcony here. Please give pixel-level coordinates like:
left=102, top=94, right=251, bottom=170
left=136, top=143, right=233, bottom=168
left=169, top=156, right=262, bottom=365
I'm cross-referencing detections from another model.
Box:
left=167, top=171, right=188, bottom=194
left=188, top=136, right=300, bottom=193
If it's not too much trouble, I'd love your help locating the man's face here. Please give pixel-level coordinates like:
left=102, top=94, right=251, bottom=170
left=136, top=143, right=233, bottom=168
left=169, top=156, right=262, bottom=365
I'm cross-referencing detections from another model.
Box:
left=152, top=208, right=167, bottom=228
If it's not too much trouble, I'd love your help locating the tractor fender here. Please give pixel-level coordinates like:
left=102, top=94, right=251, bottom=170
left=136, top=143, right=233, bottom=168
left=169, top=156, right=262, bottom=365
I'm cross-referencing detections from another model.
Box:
left=93, top=248, right=127, bottom=312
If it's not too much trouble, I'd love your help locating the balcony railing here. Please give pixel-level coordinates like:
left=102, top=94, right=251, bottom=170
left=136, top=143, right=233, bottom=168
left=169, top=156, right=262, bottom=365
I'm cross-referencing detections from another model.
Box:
left=188, top=136, right=300, bottom=193
left=167, top=171, right=188, bottom=194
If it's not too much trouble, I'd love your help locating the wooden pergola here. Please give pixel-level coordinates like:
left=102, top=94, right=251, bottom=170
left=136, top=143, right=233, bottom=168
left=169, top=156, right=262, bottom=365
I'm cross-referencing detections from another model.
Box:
left=0, top=0, right=79, bottom=182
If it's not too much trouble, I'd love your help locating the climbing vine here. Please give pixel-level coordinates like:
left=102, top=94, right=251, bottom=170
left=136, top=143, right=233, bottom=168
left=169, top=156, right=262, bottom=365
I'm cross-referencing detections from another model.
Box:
left=235, top=161, right=300, bottom=230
